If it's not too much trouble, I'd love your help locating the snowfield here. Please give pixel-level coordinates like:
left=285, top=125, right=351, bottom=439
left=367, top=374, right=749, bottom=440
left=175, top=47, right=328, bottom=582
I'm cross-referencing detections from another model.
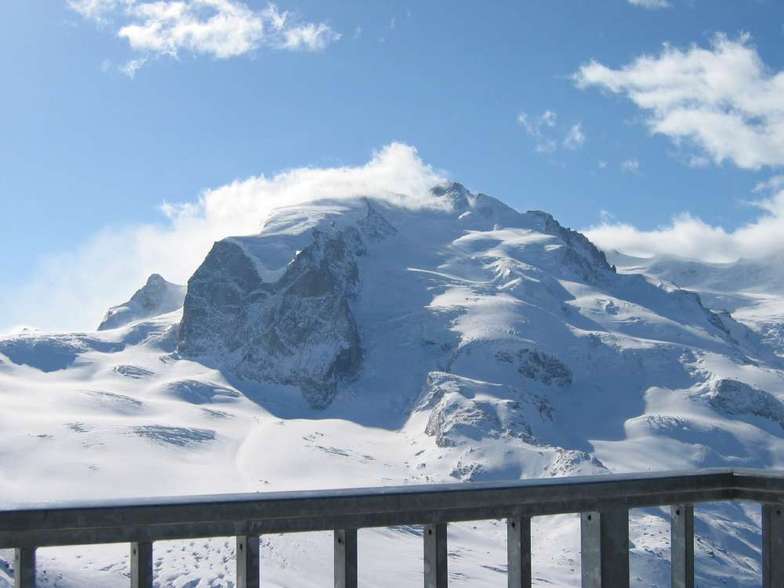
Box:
left=1, top=183, right=782, bottom=587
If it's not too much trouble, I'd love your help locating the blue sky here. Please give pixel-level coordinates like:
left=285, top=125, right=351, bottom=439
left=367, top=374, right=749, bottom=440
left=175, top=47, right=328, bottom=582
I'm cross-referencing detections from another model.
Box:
left=1, top=0, right=784, bottom=330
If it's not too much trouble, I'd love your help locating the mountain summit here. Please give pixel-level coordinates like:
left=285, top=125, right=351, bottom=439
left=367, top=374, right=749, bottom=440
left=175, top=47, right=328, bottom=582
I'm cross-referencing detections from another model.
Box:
left=98, top=273, right=185, bottom=331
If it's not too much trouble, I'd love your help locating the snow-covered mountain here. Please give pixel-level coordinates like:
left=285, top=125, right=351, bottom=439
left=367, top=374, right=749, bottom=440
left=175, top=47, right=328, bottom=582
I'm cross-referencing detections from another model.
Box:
left=1, top=183, right=782, bottom=587
left=608, top=251, right=784, bottom=360
left=98, top=273, right=186, bottom=331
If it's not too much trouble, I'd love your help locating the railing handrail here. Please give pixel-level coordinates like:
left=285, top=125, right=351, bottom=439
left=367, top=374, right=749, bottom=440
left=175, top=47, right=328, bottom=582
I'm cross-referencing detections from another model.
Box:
left=1, top=468, right=782, bottom=549
left=4, top=468, right=784, bottom=587
left=0, top=467, right=744, bottom=510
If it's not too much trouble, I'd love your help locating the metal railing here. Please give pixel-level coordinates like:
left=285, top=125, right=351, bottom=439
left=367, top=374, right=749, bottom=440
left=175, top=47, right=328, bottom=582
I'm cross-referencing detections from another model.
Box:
left=2, top=468, right=784, bottom=587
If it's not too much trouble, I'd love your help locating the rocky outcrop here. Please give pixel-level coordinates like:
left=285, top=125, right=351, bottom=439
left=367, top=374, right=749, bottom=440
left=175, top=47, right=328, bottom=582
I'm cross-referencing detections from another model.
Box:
left=524, top=210, right=615, bottom=281
left=698, top=379, right=784, bottom=429
left=418, top=371, right=548, bottom=447
left=235, top=227, right=363, bottom=408
left=98, top=274, right=185, bottom=331
left=178, top=206, right=391, bottom=407
left=162, top=380, right=241, bottom=405
left=494, top=348, right=573, bottom=387
left=543, top=449, right=608, bottom=477
left=432, top=182, right=524, bottom=229
left=177, top=239, right=264, bottom=358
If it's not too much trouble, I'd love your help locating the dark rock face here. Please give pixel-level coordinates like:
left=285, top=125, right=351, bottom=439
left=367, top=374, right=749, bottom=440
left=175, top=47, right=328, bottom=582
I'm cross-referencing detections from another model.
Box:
left=177, top=240, right=264, bottom=357
left=702, top=379, right=784, bottom=429
left=432, top=182, right=524, bottom=229
left=178, top=214, right=379, bottom=407
left=133, top=426, right=215, bottom=447
left=113, top=365, right=154, bottom=379
left=98, top=274, right=186, bottom=331
left=418, top=372, right=545, bottom=448
left=516, top=349, right=573, bottom=387
left=162, top=380, right=241, bottom=405
left=431, top=181, right=470, bottom=208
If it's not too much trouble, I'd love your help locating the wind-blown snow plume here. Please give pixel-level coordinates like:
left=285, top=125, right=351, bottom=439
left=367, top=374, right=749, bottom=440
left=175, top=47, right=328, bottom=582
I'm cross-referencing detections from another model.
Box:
left=1, top=144, right=444, bottom=332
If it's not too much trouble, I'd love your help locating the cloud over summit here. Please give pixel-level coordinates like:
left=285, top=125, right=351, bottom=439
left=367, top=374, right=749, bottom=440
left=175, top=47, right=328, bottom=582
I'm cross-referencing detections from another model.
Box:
left=2, top=144, right=444, bottom=332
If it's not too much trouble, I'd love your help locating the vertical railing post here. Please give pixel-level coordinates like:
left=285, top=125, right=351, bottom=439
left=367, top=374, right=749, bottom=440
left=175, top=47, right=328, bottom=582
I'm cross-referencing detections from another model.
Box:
left=580, top=509, right=630, bottom=588
left=507, top=516, right=532, bottom=587
left=423, top=523, right=448, bottom=588
left=334, top=529, right=358, bottom=588
left=13, top=547, right=35, bottom=588
left=130, top=542, right=153, bottom=588
left=671, top=505, right=694, bottom=588
left=763, top=504, right=784, bottom=587
left=236, top=535, right=260, bottom=588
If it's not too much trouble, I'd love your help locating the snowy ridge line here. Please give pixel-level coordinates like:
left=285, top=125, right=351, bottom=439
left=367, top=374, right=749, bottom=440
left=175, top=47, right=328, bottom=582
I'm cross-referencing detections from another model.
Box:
left=0, top=468, right=777, bottom=548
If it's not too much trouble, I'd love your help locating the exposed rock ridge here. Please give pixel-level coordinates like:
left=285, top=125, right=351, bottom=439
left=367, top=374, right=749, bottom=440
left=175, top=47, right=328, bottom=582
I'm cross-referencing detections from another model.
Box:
left=698, top=379, right=784, bottom=429
left=525, top=210, right=615, bottom=280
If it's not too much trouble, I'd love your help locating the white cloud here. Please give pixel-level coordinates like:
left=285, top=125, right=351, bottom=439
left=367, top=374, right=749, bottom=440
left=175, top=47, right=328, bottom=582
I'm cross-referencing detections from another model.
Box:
left=563, top=123, right=586, bottom=150
left=540, top=110, right=557, bottom=128
left=119, top=57, right=147, bottom=77
left=67, top=0, right=126, bottom=22
left=628, top=0, right=671, bottom=9
left=1, top=144, right=445, bottom=332
left=585, top=182, right=784, bottom=262
left=278, top=22, right=340, bottom=52
left=118, top=0, right=265, bottom=58
left=574, top=34, right=784, bottom=170
left=517, top=110, right=585, bottom=154
left=686, top=154, right=711, bottom=169
left=68, top=0, right=340, bottom=71
left=621, top=158, right=640, bottom=173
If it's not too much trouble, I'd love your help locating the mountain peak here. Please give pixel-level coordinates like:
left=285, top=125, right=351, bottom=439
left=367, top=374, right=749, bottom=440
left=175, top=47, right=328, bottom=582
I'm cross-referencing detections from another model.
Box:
left=524, top=209, right=615, bottom=277
left=145, top=273, right=168, bottom=287
left=431, top=181, right=471, bottom=211
left=98, top=274, right=186, bottom=331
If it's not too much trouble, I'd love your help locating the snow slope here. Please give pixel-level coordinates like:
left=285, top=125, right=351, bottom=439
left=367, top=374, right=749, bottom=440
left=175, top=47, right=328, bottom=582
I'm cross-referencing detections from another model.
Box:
left=608, top=251, right=784, bottom=360
left=0, top=183, right=782, bottom=587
